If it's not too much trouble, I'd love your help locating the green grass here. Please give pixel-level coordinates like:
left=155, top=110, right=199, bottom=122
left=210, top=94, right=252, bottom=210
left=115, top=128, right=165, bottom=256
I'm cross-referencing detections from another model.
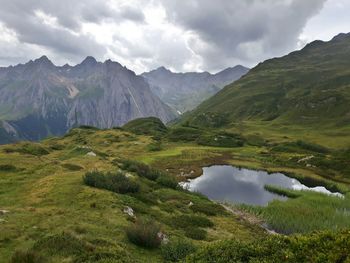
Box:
left=242, top=190, right=350, bottom=234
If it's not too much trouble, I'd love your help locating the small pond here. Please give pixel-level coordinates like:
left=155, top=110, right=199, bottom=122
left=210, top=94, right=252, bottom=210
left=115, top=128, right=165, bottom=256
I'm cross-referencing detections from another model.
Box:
left=181, top=165, right=343, bottom=206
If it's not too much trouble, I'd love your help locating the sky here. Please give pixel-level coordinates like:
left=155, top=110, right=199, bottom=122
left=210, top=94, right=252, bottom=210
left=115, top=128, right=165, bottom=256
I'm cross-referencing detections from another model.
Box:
left=0, top=0, right=348, bottom=74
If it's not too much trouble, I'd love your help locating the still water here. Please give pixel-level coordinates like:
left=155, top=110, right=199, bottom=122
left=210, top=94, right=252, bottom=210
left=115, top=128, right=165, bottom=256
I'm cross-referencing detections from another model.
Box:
left=181, top=165, right=342, bottom=206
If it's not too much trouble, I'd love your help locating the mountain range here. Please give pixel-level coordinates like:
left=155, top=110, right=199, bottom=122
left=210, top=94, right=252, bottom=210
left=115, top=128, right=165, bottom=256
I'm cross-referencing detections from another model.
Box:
left=0, top=56, right=176, bottom=143
left=183, top=32, right=350, bottom=129
left=141, top=65, right=249, bottom=113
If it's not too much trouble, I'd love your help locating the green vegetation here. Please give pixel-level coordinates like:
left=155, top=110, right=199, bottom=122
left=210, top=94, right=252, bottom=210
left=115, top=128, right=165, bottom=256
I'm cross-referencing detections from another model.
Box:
left=186, top=230, right=350, bottom=262
left=161, top=239, right=196, bottom=262
left=83, top=170, right=140, bottom=194
left=126, top=218, right=162, bottom=248
left=182, top=33, right=350, bottom=132
left=2, top=114, right=350, bottom=261
left=122, top=117, right=168, bottom=137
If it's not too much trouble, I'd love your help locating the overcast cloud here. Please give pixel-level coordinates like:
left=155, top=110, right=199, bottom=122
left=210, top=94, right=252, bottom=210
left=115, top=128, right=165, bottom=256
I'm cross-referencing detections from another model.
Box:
left=0, top=0, right=348, bottom=73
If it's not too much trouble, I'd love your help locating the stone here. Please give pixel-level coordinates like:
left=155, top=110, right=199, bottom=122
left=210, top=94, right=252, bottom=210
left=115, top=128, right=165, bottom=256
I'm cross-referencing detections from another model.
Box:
left=123, top=206, right=134, bottom=217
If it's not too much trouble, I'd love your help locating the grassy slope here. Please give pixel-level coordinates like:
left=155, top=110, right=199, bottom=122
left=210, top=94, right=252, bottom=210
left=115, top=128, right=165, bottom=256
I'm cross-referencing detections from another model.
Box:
left=181, top=33, right=350, bottom=148
left=0, top=128, right=264, bottom=262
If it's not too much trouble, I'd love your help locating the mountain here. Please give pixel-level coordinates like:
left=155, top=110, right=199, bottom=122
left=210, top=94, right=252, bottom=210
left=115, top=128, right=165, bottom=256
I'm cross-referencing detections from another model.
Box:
left=182, top=33, right=350, bottom=129
left=141, top=65, right=249, bottom=113
left=0, top=56, right=176, bottom=143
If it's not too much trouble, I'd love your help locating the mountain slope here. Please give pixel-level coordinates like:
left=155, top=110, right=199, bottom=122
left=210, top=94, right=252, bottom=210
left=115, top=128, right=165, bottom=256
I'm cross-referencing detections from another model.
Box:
left=0, top=56, right=176, bottom=143
left=183, top=33, right=350, bottom=129
left=141, top=65, right=249, bottom=113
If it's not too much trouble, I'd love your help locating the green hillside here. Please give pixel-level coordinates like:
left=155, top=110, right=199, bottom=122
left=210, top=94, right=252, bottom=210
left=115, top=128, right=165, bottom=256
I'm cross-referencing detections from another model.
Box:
left=183, top=33, right=350, bottom=133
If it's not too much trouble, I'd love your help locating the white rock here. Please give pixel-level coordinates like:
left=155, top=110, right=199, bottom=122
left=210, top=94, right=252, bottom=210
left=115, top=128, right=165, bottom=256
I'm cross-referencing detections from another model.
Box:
left=0, top=210, right=9, bottom=215
left=86, top=151, right=97, bottom=157
left=157, top=232, right=169, bottom=244
left=123, top=206, right=134, bottom=217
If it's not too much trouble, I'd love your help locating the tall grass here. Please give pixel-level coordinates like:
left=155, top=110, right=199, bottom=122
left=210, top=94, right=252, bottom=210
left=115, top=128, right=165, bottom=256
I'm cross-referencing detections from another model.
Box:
left=248, top=191, right=350, bottom=234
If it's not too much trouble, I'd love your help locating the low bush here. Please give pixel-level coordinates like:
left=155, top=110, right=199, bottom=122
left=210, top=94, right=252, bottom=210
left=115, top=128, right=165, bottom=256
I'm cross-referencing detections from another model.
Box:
left=190, top=202, right=226, bottom=216
left=126, top=218, right=161, bottom=248
left=156, top=174, right=178, bottom=189
left=147, top=141, right=162, bottom=151
left=120, top=159, right=169, bottom=181
left=0, top=164, right=17, bottom=171
left=185, top=227, right=207, bottom=240
left=167, top=127, right=203, bottom=142
left=83, top=170, right=140, bottom=194
left=197, top=132, right=245, bottom=148
left=161, top=239, right=196, bottom=262
left=172, top=214, right=214, bottom=229
left=10, top=250, right=46, bottom=263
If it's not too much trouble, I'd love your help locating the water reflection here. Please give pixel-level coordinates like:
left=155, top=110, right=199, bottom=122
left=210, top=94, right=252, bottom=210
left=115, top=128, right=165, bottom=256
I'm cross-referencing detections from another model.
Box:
left=181, top=165, right=342, bottom=206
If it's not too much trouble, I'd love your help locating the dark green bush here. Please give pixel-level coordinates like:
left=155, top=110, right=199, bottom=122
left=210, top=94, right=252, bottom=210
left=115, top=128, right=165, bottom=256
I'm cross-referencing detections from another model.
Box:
left=156, top=174, right=178, bottom=189
left=161, top=239, right=196, bottom=262
left=185, top=227, right=207, bottom=240
left=172, top=214, right=214, bottom=229
left=83, top=170, right=140, bottom=194
left=126, top=218, right=161, bottom=248
left=167, top=127, right=203, bottom=142
left=120, top=159, right=162, bottom=181
left=10, top=250, right=46, bottom=263
left=197, top=132, right=245, bottom=148
left=190, top=202, right=226, bottom=216
left=0, top=164, right=17, bottom=171
left=147, top=141, right=162, bottom=151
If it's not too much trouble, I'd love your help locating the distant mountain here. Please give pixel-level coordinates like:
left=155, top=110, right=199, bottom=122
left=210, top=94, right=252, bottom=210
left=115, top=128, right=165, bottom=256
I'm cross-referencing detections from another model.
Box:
left=0, top=56, right=176, bottom=143
left=182, top=32, right=350, bottom=129
left=141, top=65, right=249, bottom=113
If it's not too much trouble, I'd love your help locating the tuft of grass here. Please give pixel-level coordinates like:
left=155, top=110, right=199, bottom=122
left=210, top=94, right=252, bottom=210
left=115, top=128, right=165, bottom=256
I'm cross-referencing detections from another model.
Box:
left=264, top=185, right=301, bottom=198
left=126, top=218, right=162, bottom=248
left=190, top=202, right=227, bottom=216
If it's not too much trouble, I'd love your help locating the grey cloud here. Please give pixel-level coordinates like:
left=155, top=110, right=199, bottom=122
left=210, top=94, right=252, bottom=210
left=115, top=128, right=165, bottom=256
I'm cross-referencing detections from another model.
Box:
left=161, top=0, right=327, bottom=71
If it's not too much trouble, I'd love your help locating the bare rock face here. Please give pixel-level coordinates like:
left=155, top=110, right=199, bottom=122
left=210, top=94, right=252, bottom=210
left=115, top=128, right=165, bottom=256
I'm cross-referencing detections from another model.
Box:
left=0, top=56, right=176, bottom=143
left=141, top=65, right=249, bottom=113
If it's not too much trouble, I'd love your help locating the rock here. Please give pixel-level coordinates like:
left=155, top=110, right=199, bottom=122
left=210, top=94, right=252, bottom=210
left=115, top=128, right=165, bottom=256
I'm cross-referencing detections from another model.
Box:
left=188, top=201, right=194, bottom=207
left=86, top=151, right=97, bottom=157
left=298, top=155, right=314, bottom=163
left=157, top=232, right=169, bottom=244
left=123, top=206, right=134, bottom=217
left=0, top=209, right=9, bottom=215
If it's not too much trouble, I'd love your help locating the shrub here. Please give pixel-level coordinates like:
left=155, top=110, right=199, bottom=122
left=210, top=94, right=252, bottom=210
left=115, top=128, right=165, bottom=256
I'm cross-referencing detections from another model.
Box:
left=156, top=175, right=178, bottom=189
left=161, top=239, right=196, bottom=262
left=167, top=127, right=203, bottom=142
left=185, top=227, right=207, bottom=240
left=83, top=170, right=140, bottom=194
left=10, top=250, right=46, bottom=263
left=126, top=218, right=161, bottom=248
left=147, top=141, right=162, bottom=152
left=120, top=159, right=161, bottom=181
left=172, top=214, right=214, bottom=229
left=190, top=202, right=226, bottom=216
left=0, top=164, right=17, bottom=171
left=197, top=132, right=245, bottom=148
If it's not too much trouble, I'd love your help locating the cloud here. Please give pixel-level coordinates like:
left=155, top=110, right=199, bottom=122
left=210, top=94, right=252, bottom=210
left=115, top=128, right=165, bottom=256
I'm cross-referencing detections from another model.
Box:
left=0, top=0, right=334, bottom=72
left=161, top=0, right=327, bottom=71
